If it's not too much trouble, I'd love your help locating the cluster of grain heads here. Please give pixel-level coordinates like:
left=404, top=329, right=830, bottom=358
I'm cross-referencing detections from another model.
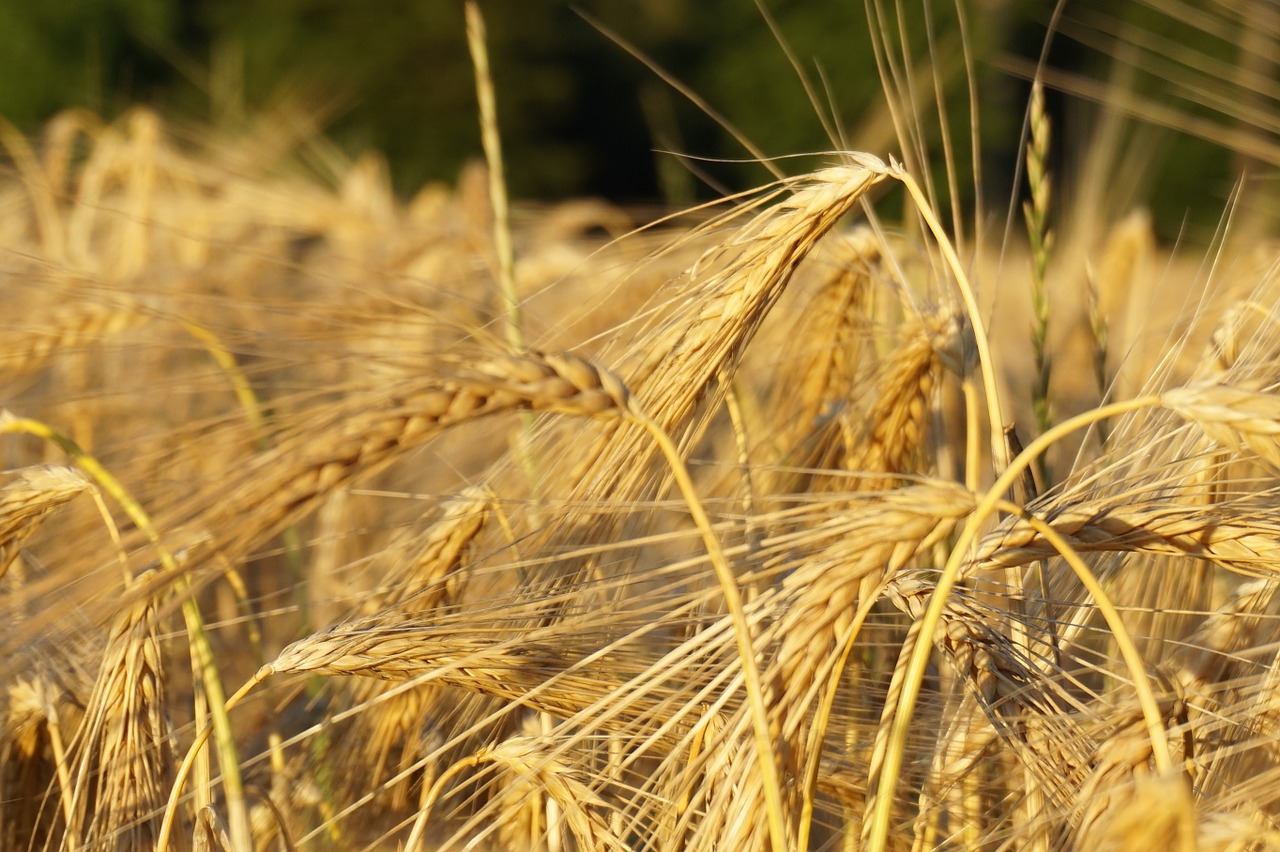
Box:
left=878, top=567, right=1188, bottom=847
left=168, top=154, right=904, bottom=846
left=229, top=154, right=1023, bottom=851
left=853, top=375, right=1280, bottom=847
left=9, top=80, right=1280, bottom=851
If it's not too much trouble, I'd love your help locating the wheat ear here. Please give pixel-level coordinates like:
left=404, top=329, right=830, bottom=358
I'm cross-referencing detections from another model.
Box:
left=333, top=487, right=492, bottom=803
left=747, top=484, right=972, bottom=850
left=845, top=309, right=964, bottom=489
left=0, top=301, right=149, bottom=379
left=970, top=496, right=1280, bottom=579
left=764, top=228, right=879, bottom=487
left=1163, top=380, right=1280, bottom=471
left=556, top=162, right=888, bottom=523
left=3, top=670, right=84, bottom=843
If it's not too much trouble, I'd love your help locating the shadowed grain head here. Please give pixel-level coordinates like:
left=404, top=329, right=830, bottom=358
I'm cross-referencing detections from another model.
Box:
left=0, top=465, right=93, bottom=579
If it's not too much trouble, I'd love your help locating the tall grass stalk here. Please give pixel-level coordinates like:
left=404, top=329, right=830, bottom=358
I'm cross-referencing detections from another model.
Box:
left=466, top=0, right=522, bottom=352
left=1024, top=81, right=1055, bottom=486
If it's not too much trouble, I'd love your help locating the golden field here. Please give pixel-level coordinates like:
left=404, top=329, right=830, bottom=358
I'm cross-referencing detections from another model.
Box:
left=2, top=5, right=1280, bottom=850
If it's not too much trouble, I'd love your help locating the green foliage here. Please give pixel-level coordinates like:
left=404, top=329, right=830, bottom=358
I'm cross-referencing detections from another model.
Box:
left=0, top=0, right=174, bottom=124
left=0, top=0, right=1262, bottom=236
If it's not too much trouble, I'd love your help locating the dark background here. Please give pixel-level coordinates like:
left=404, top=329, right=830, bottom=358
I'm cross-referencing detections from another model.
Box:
left=0, top=0, right=1273, bottom=237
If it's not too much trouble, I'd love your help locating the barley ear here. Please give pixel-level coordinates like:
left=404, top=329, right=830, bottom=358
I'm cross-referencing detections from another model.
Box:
left=864, top=392, right=1165, bottom=848
left=412, top=736, right=626, bottom=851
left=65, top=573, right=173, bottom=849
left=0, top=413, right=251, bottom=850
left=1162, top=381, right=1280, bottom=471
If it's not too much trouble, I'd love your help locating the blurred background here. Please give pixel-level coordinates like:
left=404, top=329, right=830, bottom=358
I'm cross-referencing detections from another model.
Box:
left=0, top=0, right=1274, bottom=238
